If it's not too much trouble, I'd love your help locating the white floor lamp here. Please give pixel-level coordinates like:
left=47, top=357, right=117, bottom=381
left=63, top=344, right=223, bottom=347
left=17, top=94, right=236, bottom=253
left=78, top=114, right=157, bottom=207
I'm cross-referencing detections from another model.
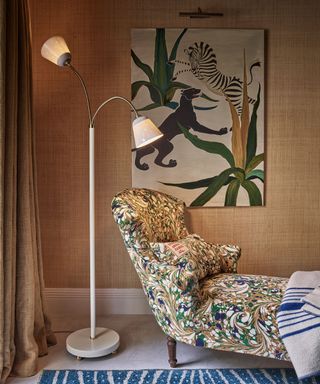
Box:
left=41, top=36, right=163, bottom=359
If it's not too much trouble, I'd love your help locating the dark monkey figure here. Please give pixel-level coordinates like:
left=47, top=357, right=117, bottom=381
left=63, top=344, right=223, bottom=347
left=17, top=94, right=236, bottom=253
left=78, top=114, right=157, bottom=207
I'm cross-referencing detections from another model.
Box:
left=135, top=88, right=228, bottom=171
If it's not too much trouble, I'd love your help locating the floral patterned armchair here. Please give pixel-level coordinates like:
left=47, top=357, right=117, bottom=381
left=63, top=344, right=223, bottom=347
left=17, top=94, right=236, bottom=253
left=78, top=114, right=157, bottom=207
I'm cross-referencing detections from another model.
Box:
left=111, top=188, right=290, bottom=367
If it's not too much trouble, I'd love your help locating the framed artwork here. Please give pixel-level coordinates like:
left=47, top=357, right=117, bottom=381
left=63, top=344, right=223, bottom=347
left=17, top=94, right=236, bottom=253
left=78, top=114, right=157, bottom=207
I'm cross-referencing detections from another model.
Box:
left=131, top=28, right=264, bottom=207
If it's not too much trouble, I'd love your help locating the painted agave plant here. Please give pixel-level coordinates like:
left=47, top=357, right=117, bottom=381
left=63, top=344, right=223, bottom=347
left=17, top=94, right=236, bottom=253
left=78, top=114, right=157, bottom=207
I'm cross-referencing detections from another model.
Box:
left=132, top=28, right=218, bottom=111
left=163, top=53, right=264, bottom=206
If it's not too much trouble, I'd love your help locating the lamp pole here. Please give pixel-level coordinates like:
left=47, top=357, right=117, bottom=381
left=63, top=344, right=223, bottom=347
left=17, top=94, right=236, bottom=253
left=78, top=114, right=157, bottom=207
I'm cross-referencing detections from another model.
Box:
left=65, top=68, right=150, bottom=357
left=41, top=36, right=163, bottom=358
left=68, top=64, right=140, bottom=342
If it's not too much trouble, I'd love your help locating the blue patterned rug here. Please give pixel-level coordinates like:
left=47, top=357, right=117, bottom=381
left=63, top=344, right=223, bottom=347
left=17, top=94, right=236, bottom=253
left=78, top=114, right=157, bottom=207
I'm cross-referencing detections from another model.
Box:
left=39, top=369, right=320, bottom=383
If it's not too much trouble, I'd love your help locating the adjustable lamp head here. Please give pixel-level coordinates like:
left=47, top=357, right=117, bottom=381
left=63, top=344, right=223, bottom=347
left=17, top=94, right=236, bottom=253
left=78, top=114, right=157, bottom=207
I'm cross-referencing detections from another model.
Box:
left=132, top=116, right=163, bottom=148
left=41, top=36, right=71, bottom=66
left=41, top=36, right=163, bottom=149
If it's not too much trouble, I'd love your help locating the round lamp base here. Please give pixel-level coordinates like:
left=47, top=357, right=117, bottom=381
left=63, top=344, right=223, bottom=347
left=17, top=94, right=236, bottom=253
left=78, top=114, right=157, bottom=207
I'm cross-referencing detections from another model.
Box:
left=66, top=327, right=120, bottom=358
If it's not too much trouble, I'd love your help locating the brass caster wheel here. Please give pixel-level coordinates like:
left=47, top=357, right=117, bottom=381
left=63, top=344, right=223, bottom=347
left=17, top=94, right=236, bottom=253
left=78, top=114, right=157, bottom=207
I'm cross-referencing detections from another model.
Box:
left=112, top=350, right=118, bottom=355
left=76, top=356, right=83, bottom=361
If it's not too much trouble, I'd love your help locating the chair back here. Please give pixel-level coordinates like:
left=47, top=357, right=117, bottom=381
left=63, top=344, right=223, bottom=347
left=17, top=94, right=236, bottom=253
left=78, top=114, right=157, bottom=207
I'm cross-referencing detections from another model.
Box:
left=112, top=189, right=198, bottom=341
left=111, top=188, right=188, bottom=251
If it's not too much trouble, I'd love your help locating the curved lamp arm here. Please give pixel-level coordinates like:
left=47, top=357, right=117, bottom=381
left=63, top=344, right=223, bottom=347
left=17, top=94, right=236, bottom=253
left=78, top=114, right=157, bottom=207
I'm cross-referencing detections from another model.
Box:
left=41, top=35, right=162, bottom=349
left=65, top=62, right=162, bottom=151
left=67, top=64, right=93, bottom=126
left=67, top=64, right=139, bottom=128
left=92, top=96, right=139, bottom=125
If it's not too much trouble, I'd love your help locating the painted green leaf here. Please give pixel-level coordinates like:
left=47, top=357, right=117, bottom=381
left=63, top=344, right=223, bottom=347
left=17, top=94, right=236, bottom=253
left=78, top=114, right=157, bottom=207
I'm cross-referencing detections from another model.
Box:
left=179, top=123, right=235, bottom=167
left=136, top=102, right=161, bottom=112
left=168, top=82, right=219, bottom=106
left=246, top=84, right=261, bottom=166
left=161, top=176, right=235, bottom=190
left=190, top=168, right=237, bottom=206
left=154, top=29, right=168, bottom=92
left=245, top=153, right=264, bottom=174
left=166, top=101, right=179, bottom=110
left=194, top=91, right=220, bottom=109
left=131, top=49, right=154, bottom=82
left=233, top=168, right=245, bottom=183
left=225, top=179, right=241, bottom=206
left=246, top=169, right=264, bottom=182
left=168, top=29, right=188, bottom=79
left=169, top=81, right=193, bottom=90
left=169, top=29, right=187, bottom=61
left=131, top=80, right=162, bottom=103
left=165, top=82, right=191, bottom=104
left=168, top=83, right=219, bottom=103
left=241, top=180, right=262, bottom=206
left=131, top=29, right=219, bottom=110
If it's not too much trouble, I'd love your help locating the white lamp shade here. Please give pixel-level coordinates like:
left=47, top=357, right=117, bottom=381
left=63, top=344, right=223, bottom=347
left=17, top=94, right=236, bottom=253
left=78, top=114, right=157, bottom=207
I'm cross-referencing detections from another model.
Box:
left=132, top=116, right=163, bottom=148
left=41, top=36, right=71, bottom=66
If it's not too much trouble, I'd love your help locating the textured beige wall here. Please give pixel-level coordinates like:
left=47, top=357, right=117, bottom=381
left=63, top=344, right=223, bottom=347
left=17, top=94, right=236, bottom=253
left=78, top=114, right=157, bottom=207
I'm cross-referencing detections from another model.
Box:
left=29, top=0, right=320, bottom=288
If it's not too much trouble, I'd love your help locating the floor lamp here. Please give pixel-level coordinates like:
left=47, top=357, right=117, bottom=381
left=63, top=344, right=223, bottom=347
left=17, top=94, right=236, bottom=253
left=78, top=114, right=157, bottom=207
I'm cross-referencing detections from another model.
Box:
left=41, top=36, right=163, bottom=359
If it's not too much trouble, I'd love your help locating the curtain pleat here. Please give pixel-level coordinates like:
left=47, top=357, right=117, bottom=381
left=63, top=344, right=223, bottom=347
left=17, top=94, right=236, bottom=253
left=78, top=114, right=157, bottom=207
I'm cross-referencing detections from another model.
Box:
left=0, top=0, right=56, bottom=382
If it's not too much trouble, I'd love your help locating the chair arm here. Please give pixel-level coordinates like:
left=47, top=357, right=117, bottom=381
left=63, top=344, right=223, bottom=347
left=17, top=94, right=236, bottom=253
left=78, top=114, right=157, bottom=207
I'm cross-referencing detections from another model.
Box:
left=128, top=248, right=200, bottom=331
left=215, top=244, right=241, bottom=273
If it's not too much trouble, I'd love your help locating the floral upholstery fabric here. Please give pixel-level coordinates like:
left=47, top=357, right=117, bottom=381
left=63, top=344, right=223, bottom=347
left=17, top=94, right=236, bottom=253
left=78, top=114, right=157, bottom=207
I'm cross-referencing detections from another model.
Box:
left=197, top=274, right=288, bottom=359
left=149, top=234, right=222, bottom=300
left=150, top=234, right=222, bottom=275
left=112, top=188, right=188, bottom=251
left=111, top=188, right=289, bottom=361
left=216, top=244, right=241, bottom=273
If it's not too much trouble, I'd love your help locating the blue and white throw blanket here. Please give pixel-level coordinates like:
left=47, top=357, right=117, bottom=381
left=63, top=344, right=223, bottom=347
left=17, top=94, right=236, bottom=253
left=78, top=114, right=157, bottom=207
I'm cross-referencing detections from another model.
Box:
left=277, top=271, right=320, bottom=380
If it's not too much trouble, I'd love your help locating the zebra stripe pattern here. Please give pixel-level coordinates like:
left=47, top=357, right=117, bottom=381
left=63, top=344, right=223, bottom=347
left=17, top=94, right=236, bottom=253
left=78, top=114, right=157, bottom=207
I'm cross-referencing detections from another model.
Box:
left=276, top=273, right=320, bottom=380
left=277, top=287, right=320, bottom=339
left=183, top=41, right=256, bottom=114
left=39, top=369, right=319, bottom=384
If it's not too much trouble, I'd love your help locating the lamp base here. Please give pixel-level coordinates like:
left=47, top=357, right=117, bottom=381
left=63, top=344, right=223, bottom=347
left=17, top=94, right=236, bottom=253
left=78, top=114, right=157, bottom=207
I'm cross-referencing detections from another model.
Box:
left=66, top=327, right=120, bottom=358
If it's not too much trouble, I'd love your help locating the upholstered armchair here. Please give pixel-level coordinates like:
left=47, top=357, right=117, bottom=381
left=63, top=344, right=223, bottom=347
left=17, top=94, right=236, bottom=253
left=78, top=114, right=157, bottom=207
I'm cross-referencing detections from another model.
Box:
left=111, top=188, right=290, bottom=367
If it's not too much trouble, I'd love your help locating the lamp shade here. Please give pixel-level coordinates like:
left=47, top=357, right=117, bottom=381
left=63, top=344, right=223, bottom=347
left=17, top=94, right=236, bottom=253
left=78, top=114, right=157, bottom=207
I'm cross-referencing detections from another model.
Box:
left=41, top=36, right=71, bottom=66
left=132, top=116, right=163, bottom=148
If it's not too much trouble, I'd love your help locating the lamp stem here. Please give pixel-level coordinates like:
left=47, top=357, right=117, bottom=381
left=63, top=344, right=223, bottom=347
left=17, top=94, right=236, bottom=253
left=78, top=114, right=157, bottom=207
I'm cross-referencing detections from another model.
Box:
left=67, top=63, right=96, bottom=340
left=67, top=64, right=93, bottom=126
left=89, top=124, right=96, bottom=340
left=65, top=64, right=140, bottom=342
left=86, top=97, right=138, bottom=341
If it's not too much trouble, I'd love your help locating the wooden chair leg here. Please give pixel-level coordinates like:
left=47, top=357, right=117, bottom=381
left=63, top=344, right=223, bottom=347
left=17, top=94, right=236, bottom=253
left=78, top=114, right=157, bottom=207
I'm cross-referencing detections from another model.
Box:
left=167, top=336, right=177, bottom=368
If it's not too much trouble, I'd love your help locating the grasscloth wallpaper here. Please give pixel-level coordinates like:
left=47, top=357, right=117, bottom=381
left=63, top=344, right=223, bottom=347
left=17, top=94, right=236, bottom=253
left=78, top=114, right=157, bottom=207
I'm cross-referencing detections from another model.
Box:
left=29, top=0, right=320, bottom=288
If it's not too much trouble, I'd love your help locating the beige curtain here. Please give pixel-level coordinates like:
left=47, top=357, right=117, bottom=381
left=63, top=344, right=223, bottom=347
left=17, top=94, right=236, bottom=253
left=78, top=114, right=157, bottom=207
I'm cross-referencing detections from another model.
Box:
left=0, top=0, right=56, bottom=382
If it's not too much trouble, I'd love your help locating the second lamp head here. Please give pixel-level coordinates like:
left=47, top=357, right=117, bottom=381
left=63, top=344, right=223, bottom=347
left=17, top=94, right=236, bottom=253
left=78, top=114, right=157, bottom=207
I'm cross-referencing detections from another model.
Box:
left=41, top=36, right=71, bottom=67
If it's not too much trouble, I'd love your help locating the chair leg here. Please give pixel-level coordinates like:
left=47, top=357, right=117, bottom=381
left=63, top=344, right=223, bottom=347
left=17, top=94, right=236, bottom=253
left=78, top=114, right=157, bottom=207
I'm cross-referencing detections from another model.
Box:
left=167, top=336, right=177, bottom=368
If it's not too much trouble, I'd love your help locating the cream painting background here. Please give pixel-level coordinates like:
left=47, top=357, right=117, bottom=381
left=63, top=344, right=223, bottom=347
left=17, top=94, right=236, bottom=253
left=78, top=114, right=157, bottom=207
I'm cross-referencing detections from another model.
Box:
left=132, top=28, right=264, bottom=207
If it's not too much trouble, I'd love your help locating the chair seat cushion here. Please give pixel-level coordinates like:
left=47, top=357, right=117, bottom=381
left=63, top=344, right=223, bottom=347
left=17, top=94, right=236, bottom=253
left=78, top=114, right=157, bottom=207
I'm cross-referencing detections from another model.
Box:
left=190, top=273, right=289, bottom=360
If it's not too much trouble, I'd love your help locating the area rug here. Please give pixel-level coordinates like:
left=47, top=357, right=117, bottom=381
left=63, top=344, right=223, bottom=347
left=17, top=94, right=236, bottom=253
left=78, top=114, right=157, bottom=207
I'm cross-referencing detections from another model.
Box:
left=39, top=369, right=320, bottom=384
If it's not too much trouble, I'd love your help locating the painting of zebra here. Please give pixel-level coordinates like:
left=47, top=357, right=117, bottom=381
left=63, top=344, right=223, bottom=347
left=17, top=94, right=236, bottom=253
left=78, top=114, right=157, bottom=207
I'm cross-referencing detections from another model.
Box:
left=131, top=28, right=264, bottom=207
left=172, top=42, right=261, bottom=115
